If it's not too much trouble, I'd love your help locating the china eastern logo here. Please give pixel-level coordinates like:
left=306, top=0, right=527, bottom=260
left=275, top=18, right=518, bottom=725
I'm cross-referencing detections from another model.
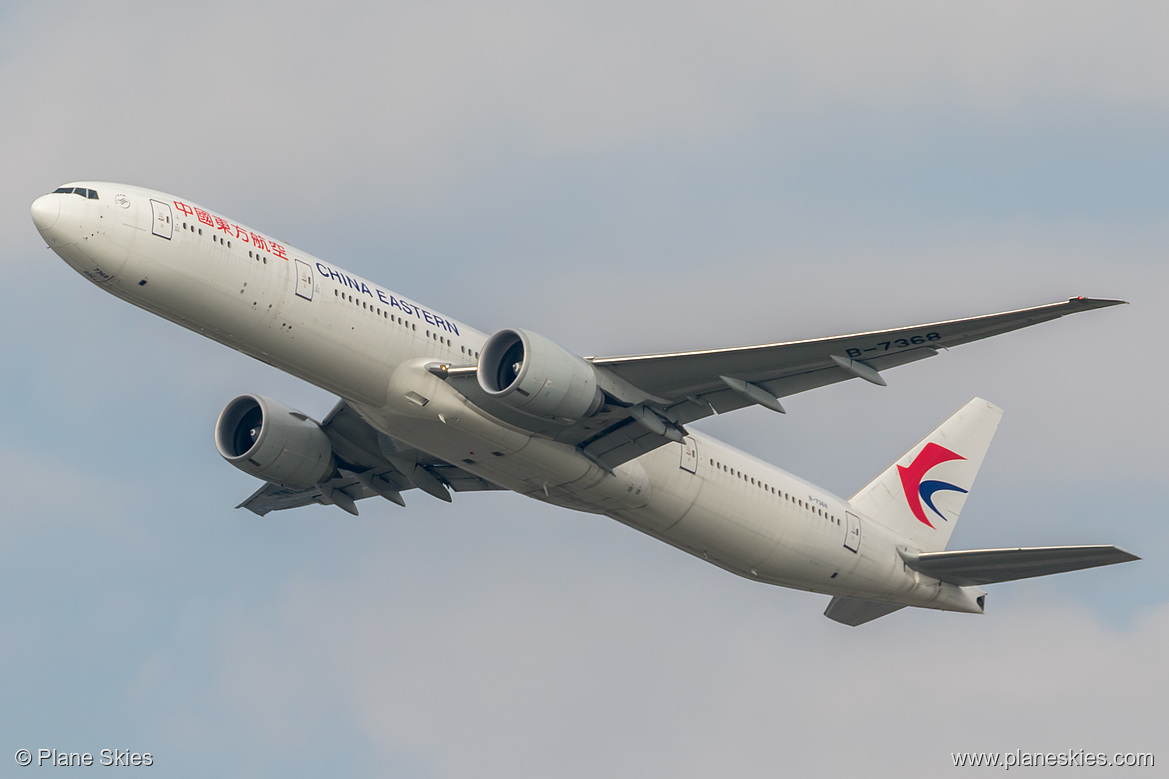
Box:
left=897, top=443, right=969, bottom=528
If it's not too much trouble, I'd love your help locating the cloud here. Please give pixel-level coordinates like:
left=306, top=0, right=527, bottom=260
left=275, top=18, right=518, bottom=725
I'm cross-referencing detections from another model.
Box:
left=188, top=539, right=1167, bottom=778
left=0, top=447, right=131, bottom=534
left=7, top=1, right=1169, bottom=211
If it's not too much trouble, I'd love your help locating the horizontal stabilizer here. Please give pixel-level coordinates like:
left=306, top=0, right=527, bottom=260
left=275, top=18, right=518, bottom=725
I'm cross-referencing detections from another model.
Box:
left=899, top=545, right=1139, bottom=586
left=824, top=596, right=907, bottom=626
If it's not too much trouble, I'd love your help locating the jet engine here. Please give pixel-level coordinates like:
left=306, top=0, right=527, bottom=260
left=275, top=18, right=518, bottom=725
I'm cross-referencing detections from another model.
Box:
left=478, top=328, right=604, bottom=421
left=214, top=394, right=335, bottom=489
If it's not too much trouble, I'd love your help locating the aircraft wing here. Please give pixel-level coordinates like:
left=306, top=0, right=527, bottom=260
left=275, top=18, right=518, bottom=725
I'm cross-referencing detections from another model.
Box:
left=589, top=296, right=1124, bottom=410
left=446, top=296, right=1123, bottom=470
left=898, top=545, right=1140, bottom=586
left=237, top=401, right=503, bottom=516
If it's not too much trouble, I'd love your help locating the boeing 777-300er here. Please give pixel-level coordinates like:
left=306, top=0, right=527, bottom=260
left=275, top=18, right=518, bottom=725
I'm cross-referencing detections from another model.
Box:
left=31, top=182, right=1139, bottom=625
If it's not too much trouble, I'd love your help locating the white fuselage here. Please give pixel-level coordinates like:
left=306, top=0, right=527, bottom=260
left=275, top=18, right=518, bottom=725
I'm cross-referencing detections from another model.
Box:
left=32, top=182, right=984, bottom=615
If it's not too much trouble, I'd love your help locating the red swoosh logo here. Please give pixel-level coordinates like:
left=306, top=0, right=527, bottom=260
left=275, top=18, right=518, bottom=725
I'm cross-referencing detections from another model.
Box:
left=897, top=442, right=965, bottom=528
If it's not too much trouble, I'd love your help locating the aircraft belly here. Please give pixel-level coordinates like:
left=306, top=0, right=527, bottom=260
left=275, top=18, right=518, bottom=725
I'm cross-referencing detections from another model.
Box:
left=607, top=443, right=704, bottom=534
left=355, top=361, right=653, bottom=512
left=660, top=503, right=777, bottom=570
left=258, top=319, right=392, bottom=408
left=608, top=450, right=927, bottom=600
left=623, top=471, right=784, bottom=572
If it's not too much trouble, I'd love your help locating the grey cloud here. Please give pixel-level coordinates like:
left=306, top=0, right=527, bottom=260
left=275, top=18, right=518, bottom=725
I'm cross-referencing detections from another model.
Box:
left=192, top=543, right=1169, bottom=778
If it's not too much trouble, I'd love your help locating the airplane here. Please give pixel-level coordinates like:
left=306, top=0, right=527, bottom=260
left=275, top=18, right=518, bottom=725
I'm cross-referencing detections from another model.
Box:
left=30, top=181, right=1139, bottom=626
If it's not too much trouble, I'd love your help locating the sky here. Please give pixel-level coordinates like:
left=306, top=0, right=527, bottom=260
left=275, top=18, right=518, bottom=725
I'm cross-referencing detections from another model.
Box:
left=2, top=1, right=1167, bottom=776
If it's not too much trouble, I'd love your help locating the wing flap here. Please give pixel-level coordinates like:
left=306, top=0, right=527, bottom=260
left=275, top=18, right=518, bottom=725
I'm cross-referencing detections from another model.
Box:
left=237, top=482, right=326, bottom=516
left=236, top=478, right=370, bottom=516
left=579, top=417, right=675, bottom=470
left=899, top=545, right=1140, bottom=586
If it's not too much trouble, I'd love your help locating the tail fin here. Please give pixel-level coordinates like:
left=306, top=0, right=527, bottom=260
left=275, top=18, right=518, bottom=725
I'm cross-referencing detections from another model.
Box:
left=849, top=397, right=1003, bottom=552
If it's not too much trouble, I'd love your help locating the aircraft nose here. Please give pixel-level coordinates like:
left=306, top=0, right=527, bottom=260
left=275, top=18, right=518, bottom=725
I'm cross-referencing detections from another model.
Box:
left=31, top=194, right=60, bottom=233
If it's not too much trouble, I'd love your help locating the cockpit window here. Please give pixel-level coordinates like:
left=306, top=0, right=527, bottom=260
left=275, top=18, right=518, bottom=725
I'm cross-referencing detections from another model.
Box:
left=52, top=187, right=99, bottom=200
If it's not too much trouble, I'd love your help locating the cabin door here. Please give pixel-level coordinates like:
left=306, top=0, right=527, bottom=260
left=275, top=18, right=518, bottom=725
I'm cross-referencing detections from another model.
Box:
left=844, top=511, right=862, bottom=553
left=294, top=259, right=314, bottom=301
left=679, top=436, right=698, bottom=474
left=150, top=199, right=172, bottom=240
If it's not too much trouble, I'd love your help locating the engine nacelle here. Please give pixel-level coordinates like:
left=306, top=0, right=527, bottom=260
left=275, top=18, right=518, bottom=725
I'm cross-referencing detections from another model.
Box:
left=214, top=394, right=335, bottom=490
left=478, top=328, right=604, bottom=421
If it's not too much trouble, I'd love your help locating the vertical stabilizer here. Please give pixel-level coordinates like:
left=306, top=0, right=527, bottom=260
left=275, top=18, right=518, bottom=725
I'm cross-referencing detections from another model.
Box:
left=849, top=398, right=1002, bottom=552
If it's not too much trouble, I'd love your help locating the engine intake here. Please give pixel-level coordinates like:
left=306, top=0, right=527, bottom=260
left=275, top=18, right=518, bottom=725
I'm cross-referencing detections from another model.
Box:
left=215, top=394, right=335, bottom=489
left=478, top=328, right=604, bottom=421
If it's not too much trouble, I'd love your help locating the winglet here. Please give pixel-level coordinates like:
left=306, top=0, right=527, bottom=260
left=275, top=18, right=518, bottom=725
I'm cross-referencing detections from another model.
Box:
left=1066, top=296, right=1127, bottom=311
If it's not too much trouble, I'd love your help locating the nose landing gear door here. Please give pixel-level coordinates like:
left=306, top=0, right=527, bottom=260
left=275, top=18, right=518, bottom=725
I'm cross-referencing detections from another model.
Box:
left=294, top=259, right=314, bottom=301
